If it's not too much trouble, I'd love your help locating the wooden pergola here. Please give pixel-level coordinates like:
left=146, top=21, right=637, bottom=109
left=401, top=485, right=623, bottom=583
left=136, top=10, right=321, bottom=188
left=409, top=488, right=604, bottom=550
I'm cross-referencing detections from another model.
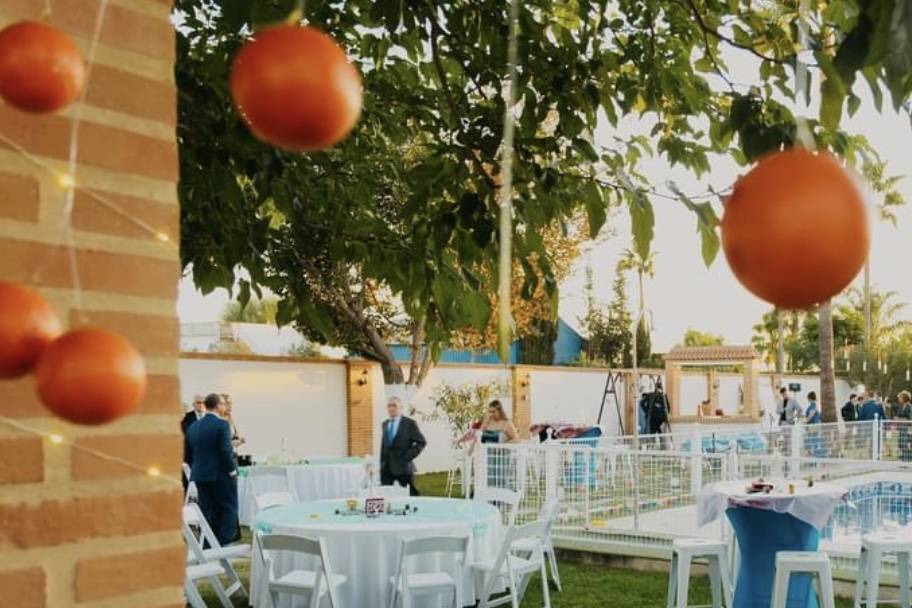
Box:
left=664, top=345, right=761, bottom=421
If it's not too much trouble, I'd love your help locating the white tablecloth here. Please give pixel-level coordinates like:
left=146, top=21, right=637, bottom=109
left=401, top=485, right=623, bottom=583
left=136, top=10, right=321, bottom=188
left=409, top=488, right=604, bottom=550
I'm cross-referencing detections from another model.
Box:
left=239, top=462, right=367, bottom=526
left=698, top=479, right=847, bottom=530
left=251, top=497, right=503, bottom=608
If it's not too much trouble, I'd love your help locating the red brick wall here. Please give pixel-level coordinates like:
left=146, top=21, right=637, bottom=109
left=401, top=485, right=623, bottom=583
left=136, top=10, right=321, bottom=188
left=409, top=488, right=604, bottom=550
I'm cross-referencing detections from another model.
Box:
left=0, top=0, right=183, bottom=606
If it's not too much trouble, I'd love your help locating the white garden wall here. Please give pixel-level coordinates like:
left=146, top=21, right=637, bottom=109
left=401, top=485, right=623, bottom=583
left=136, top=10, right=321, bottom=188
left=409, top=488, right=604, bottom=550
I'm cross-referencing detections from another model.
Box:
left=178, top=356, right=349, bottom=460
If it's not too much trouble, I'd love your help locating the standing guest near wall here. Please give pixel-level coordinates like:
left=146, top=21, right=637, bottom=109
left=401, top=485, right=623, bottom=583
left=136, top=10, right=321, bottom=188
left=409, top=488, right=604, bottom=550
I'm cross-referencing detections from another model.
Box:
left=380, top=397, right=427, bottom=495
left=221, top=393, right=246, bottom=452
left=804, top=392, right=821, bottom=424
left=858, top=390, right=886, bottom=421
left=186, top=393, right=241, bottom=544
left=181, top=394, right=206, bottom=490
left=841, top=393, right=857, bottom=422
left=777, top=386, right=803, bottom=425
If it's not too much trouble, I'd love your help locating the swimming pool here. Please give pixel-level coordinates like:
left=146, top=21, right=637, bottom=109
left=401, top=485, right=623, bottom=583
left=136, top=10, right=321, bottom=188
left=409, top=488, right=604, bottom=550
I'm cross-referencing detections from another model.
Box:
left=823, top=480, right=912, bottom=551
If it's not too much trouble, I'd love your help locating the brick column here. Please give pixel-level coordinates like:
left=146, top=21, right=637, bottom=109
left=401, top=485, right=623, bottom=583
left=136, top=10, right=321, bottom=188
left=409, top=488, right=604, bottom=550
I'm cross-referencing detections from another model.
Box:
left=345, top=361, right=375, bottom=456
left=511, top=366, right=531, bottom=440
left=744, top=358, right=761, bottom=417
left=665, top=364, right=681, bottom=418
left=0, top=2, right=183, bottom=606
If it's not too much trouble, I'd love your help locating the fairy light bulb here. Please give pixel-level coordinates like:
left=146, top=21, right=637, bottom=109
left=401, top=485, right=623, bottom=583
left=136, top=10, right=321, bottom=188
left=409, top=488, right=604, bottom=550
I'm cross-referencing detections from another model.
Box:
left=154, top=232, right=170, bottom=243
left=146, top=466, right=161, bottom=478
left=48, top=433, right=63, bottom=445
left=56, top=173, right=76, bottom=189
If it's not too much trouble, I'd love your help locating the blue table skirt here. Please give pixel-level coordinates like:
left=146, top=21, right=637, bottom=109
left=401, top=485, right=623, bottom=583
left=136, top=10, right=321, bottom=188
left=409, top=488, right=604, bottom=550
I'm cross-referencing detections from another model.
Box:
left=726, top=507, right=820, bottom=608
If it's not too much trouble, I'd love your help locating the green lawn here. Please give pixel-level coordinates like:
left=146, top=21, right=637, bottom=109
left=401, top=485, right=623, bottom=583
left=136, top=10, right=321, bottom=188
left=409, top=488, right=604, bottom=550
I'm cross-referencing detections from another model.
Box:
left=196, top=472, right=857, bottom=607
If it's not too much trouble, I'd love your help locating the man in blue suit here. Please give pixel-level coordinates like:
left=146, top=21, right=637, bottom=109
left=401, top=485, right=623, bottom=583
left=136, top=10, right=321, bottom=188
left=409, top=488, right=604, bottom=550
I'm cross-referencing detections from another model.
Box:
left=858, top=390, right=886, bottom=421
left=186, top=393, right=239, bottom=545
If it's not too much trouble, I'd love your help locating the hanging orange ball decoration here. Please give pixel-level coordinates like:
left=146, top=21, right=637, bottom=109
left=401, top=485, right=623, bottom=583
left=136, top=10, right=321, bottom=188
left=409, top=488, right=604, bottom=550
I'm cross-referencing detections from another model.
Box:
left=721, top=149, right=869, bottom=309
left=36, top=328, right=146, bottom=425
left=229, top=24, right=362, bottom=152
left=0, top=21, right=86, bottom=114
left=0, top=282, right=62, bottom=378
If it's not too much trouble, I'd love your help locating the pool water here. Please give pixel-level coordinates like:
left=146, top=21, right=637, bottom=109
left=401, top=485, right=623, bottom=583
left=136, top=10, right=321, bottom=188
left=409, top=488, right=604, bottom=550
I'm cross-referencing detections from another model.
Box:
left=823, top=481, right=912, bottom=548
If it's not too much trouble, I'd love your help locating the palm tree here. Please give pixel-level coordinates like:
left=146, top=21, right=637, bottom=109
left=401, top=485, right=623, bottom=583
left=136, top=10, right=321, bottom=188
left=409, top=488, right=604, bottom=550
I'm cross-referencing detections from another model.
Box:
left=818, top=300, right=837, bottom=421
left=619, top=248, right=656, bottom=368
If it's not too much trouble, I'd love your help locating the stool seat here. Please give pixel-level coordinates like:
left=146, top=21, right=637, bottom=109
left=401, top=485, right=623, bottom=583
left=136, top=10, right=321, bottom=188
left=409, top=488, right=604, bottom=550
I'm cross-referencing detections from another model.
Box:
left=772, top=551, right=835, bottom=608
left=854, top=533, right=912, bottom=608
left=666, top=538, right=732, bottom=608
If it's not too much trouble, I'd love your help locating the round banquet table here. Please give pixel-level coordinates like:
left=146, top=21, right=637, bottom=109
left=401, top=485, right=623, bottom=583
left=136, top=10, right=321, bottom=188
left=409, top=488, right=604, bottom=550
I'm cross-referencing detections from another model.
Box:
left=238, top=459, right=367, bottom=526
left=251, top=497, right=503, bottom=608
left=698, top=480, right=847, bottom=608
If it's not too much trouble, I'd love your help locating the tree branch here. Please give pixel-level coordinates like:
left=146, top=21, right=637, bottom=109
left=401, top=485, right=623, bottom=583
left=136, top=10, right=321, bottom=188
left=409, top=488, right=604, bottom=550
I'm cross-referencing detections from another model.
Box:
left=428, top=16, right=497, bottom=191
left=679, top=0, right=794, bottom=66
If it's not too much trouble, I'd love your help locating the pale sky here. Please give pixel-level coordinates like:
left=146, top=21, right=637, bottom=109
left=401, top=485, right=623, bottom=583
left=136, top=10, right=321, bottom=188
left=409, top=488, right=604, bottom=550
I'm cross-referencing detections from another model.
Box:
left=178, top=41, right=912, bottom=353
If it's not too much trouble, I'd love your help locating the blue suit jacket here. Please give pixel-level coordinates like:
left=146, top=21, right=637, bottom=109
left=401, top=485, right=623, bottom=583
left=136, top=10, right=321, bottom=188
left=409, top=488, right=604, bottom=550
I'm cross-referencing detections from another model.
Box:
left=185, top=413, right=236, bottom=482
left=858, top=400, right=886, bottom=421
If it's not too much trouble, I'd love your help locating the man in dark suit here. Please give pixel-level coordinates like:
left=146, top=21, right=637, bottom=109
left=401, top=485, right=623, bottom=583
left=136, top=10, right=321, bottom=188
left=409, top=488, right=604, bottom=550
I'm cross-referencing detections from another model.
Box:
left=380, top=397, right=427, bottom=496
left=186, top=393, right=240, bottom=545
left=180, top=395, right=206, bottom=490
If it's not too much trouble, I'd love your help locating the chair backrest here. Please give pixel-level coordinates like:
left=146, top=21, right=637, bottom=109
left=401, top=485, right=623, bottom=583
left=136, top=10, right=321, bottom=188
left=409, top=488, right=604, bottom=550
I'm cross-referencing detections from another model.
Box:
left=392, top=535, right=469, bottom=593
left=183, top=503, right=223, bottom=555
left=538, top=496, right=560, bottom=528
left=254, top=491, right=295, bottom=512
left=402, top=535, right=469, bottom=559
left=257, top=532, right=338, bottom=608
left=474, top=487, right=521, bottom=525
left=478, top=520, right=549, bottom=608
left=248, top=466, right=295, bottom=500
left=372, top=483, right=409, bottom=498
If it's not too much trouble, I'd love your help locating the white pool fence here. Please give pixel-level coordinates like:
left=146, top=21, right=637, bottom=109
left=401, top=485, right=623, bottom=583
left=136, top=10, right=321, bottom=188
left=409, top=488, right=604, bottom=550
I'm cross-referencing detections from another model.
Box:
left=469, top=418, right=912, bottom=580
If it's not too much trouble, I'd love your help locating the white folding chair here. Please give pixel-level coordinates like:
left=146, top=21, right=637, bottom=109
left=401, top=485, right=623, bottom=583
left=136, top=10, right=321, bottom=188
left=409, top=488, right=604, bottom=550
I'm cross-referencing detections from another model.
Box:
left=372, top=482, right=410, bottom=498
left=182, top=462, right=198, bottom=505
left=474, top=487, right=521, bottom=527
left=255, top=491, right=296, bottom=512
left=183, top=503, right=249, bottom=603
left=256, top=531, right=347, bottom=608
left=248, top=465, right=297, bottom=518
left=185, top=561, right=227, bottom=608
left=182, top=518, right=236, bottom=608
left=388, top=535, right=469, bottom=608
left=473, top=520, right=551, bottom=608
left=511, top=497, right=562, bottom=592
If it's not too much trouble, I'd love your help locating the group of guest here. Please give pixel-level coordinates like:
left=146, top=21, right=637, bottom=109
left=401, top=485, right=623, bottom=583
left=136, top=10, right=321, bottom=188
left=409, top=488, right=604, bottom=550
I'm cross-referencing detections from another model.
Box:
left=840, top=389, right=910, bottom=422
left=181, top=393, right=245, bottom=546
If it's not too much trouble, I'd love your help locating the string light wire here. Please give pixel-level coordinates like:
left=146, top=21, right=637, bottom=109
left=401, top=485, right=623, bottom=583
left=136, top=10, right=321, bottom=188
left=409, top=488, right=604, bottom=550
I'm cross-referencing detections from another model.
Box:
left=0, top=0, right=175, bottom=486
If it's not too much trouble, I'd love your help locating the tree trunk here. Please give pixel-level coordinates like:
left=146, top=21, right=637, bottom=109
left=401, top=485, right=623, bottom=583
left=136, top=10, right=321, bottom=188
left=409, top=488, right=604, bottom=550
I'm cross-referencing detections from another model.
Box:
left=378, top=353, right=405, bottom=384
left=863, top=259, right=871, bottom=352
left=819, top=300, right=837, bottom=422
left=776, top=308, right=785, bottom=386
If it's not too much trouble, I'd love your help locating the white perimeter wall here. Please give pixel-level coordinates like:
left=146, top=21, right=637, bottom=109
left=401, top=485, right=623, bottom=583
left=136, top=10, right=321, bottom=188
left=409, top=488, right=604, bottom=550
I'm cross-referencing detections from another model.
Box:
left=178, top=357, right=349, bottom=460
left=528, top=368, right=627, bottom=436
left=178, top=356, right=856, bottom=473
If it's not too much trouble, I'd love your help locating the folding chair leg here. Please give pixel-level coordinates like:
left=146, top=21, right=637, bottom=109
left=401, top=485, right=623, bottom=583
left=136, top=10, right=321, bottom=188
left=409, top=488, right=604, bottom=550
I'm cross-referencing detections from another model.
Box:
left=185, top=581, right=207, bottom=608
left=540, top=556, right=552, bottom=608
left=222, top=559, right=248, bottom=599
left=547, top=542, right=562, bottom=592
left=208, top=575, right=234, bottom=608
left=508, top=568, right=520, bottom=608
